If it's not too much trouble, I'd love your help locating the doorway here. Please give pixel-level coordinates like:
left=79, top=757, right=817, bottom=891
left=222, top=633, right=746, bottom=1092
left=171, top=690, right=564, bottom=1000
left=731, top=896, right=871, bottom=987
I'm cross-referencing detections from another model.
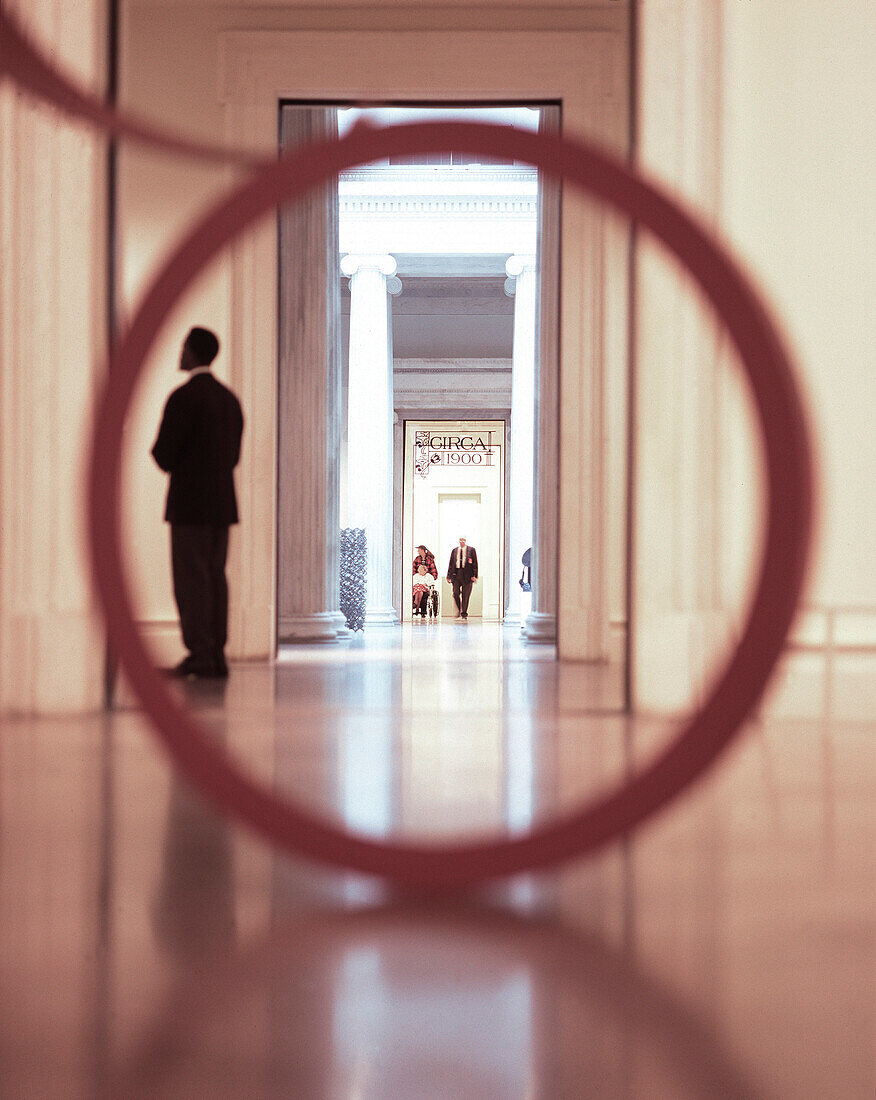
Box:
left=232, top=49, right=620, bottom=660
left=117, top=26, right=631, bottom=697
left=404, top=419, right=505, bottom=621
left=440, top=495, right=481, bottom=617
left=439, top=495, right=484, bottom=618
left=277, top=102, right=544, bottom=637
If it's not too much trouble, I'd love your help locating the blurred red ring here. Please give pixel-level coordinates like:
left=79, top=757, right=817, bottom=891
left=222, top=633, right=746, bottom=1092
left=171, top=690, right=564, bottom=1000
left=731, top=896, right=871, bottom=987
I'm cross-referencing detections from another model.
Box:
left=87, top=120, right=813, bottom=888
left=0, top=5, right=266, bottom=165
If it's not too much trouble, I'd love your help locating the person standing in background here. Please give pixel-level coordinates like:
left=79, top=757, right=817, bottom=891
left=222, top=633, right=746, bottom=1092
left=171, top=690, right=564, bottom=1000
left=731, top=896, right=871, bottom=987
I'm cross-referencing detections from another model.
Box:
left=412, top=544, right=438, bottom=580
left=446, top=535, right=478, bottom=620
left=152, top=327, right=244, bottom=678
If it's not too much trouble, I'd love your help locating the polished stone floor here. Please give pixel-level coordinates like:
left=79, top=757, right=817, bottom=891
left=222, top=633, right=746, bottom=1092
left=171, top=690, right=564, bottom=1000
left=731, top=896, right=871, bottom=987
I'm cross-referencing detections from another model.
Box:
left=1, top=623, right=872, bottom=1098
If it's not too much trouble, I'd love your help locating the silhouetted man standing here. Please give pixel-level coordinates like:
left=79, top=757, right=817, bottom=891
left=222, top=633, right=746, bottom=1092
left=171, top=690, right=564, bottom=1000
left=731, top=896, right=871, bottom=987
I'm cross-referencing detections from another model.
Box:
left=446, top=535, right=478, bottom=620
left=152, top=327, right=244, bottom=678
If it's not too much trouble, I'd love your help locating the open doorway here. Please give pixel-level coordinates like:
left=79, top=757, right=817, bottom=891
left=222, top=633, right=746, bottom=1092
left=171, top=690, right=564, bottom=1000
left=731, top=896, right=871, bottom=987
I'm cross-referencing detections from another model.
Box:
left=276, top=103, right=556, bottom=640
left=273, top=96, right=627, bottom=707
left=403, top=420, right=505, bottom=621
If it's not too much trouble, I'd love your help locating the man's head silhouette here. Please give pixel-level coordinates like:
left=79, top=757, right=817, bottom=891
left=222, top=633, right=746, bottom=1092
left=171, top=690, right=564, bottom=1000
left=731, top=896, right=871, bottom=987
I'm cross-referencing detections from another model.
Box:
left=181, top=326, right=220, bottom=370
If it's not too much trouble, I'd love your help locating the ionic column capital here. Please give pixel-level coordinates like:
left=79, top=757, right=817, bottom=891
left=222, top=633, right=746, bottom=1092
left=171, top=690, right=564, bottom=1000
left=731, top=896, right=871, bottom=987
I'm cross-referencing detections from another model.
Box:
left=505, top=254, right=536, bottom=296
left=341, top=253, right=397, bottom=279
left=505, top=253, right=537, bottom=279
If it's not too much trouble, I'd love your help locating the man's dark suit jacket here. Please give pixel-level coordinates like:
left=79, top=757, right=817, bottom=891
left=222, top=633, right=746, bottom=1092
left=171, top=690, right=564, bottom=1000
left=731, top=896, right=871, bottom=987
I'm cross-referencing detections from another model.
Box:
left=151, top=372, right=244, bottom=525
left=446, top=545, right=479, bottom=582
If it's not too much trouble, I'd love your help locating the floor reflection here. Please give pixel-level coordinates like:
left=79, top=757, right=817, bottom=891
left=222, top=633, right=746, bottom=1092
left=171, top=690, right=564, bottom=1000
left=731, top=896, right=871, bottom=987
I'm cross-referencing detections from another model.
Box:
left=264, top=623, right=635, bottom=840
left=111, top=897, right=769, bottom=1100
left=0, top=624, right=872, bottom=1098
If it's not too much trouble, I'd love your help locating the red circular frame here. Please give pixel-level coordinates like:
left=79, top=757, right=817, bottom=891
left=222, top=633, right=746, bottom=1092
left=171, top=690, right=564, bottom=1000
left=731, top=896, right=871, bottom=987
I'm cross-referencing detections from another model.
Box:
left=88, top=121, right=813, bottom=888
left=0, top=5, right=267, bottom=166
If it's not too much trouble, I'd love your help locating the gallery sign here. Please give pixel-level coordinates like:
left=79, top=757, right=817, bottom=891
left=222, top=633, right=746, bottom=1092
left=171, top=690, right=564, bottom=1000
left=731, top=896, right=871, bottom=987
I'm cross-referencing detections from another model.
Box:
left=414, top=429, right=500, bottom=478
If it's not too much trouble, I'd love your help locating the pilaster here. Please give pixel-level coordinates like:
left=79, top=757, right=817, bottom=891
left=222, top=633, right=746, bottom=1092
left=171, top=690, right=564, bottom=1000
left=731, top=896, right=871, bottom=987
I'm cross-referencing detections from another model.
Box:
left=633, top=0, right=726, bottom=709
left=0, top=1, right=107, bottom=713
left=277, top=107, right=347, bottom=643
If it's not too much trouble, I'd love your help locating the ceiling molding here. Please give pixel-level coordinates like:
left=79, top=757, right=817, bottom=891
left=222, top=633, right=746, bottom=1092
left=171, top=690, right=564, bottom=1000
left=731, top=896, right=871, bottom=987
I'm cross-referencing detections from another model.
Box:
left=394, top=357, right=512, bottom=372
left=340, top=167, right=538, bottom=184
left=340, top=196, right=537, bottom=217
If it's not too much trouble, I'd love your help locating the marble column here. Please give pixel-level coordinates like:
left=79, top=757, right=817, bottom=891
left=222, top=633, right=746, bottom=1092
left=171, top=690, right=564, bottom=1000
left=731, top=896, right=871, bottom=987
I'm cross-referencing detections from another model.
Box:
left=504, top=255, right=538, bottom=626
left=277, top=107, right=347, bottom=642
left=341, top=254, right=400, bottom=626
left=0, top=1, right=107, bottom=713
left=524, top=107, right=561, bottom=643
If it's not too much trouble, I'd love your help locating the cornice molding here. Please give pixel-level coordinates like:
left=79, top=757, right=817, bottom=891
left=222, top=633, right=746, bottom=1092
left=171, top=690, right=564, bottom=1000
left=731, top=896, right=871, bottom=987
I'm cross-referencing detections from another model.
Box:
left=340, top=196, right=537, bottom=216
left=394, top=357, right=512, bottom=372
left=340, top=167, right=538, bottom=184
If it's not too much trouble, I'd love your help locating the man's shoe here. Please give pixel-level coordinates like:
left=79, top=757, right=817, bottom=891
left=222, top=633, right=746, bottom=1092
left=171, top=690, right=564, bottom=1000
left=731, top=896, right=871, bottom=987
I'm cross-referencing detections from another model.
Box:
left=186, top=663, right=220, bottom=679
left=165, top=657, right=195, bottom=678
left=214, top=654, right=229, bottom=678
left=166, top=657, right=221, bottom=679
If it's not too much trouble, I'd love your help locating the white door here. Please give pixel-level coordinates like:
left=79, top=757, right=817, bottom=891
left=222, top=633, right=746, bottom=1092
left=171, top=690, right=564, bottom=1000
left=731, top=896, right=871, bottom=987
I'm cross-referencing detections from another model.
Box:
left=439, top=493, right=483, bottom=617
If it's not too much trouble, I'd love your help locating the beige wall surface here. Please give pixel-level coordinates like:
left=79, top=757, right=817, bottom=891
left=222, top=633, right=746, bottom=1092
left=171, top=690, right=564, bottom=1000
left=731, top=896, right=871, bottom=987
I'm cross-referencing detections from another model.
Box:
left=718, top=0, right=876, bottom=717
left=633, top=0, right=875, bottom=717
left=720, top=0, right=876, bottom=611
left=119, top=9, right=238, bottom=667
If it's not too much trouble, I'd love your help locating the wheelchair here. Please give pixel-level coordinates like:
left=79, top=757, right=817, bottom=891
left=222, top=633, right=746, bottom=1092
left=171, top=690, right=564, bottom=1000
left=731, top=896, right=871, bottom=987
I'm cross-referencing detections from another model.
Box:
left=412, top=583, right=440, bottom=619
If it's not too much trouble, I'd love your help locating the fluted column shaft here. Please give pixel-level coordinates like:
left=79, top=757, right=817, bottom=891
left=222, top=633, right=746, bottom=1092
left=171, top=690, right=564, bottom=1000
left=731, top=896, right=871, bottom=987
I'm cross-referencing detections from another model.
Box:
left=341, top=254, right=399, bottom=626
left=504, top=255, right=537, bottom=625
left=278, top=107, right=346, bottom=641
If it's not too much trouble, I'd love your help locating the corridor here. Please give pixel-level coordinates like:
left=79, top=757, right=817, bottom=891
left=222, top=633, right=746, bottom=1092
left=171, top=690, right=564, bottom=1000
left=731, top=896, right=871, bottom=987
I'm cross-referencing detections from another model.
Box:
left=1, top=625, right=871, bottom=1097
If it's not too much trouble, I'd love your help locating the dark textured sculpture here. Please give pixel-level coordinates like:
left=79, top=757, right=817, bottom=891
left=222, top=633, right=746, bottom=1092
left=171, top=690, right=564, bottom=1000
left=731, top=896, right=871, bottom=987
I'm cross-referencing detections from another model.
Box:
left=339, top=527, right=367, bottom=632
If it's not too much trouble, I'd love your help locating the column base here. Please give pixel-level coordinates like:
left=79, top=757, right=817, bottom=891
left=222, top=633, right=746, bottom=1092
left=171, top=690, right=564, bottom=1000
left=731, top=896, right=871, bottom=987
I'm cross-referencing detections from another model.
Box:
left=505, top=591, right=532, bottom=629
left=364, top=607, right=399, bottom=628
left=522, top=611, right=557, bottom=643
left=279, top=612, right=350, bottom=643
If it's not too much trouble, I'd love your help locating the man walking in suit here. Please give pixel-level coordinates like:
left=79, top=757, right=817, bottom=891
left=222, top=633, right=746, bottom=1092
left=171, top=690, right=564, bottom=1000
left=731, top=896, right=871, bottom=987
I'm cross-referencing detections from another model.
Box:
left=446, top=536, right=479, bottom=620
left=152, top=327, right=244, bottom=678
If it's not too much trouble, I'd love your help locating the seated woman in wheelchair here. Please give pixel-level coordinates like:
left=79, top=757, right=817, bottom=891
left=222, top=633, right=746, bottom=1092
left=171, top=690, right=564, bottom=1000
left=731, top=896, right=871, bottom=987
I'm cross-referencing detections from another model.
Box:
left=412, top=564, right=438, bottom=617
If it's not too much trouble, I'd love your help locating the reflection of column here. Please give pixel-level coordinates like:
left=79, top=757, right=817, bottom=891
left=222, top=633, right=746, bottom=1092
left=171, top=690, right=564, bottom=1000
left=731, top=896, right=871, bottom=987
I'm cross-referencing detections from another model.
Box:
left=504, top=255, right=537, bottom=625
left=524, top=108, right=561, bottom=643
left=341, top=254, right=400, bottom=626
left=278, top=107, right=347, bottom=642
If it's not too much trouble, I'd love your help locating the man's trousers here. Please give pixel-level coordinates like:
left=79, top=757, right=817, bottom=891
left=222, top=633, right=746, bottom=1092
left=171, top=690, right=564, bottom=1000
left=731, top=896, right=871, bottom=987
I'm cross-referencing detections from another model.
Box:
left=451, top=578, right=473, bottom=616
left=170, top=524, right=229, bottom=669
